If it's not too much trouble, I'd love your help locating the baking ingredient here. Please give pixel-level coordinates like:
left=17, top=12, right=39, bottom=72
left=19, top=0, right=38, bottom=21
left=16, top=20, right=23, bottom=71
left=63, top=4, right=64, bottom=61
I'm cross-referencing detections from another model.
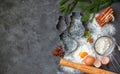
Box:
left=96, top=7, right=114, bottom=27
left=60, top=58, right=116, bottom=74
left=101, top=56, right=110, bottom=65
left=83, top=55, right=95, bottom=66
left=79, top=52, right=88, bottom=58
left=87, top=37, right=94, bottom=43
left=56, top=45, right=62, bottom=51
left=53, top=49, right=59, bottom=56
left=94, top=37, right=112, bottom=55
left=59, top=51, right=65, bottom=58
left=53, top=46, right=65, bottom=57
left=96, top=7, right=110, bottom=19
left=94, top=60, right=102, bottom=68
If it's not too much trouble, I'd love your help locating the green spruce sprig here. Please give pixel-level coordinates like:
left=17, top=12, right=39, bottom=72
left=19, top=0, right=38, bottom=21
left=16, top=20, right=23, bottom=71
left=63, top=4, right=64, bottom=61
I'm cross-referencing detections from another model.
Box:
left=59, top=0, right=113, bottom=22
left=59, top=0, right=79, bottom=14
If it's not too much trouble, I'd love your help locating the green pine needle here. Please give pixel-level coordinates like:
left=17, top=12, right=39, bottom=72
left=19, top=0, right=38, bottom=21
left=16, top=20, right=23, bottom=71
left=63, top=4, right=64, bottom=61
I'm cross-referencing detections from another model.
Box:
left=81, top=11, right=89, bottom=22
left=77, top=2, right=87, bottom=9
left=59, top=0, right=113, bottom=22
left=84, top=29, right=91, bottom=39
left=59, top=0, right=68, bottom=6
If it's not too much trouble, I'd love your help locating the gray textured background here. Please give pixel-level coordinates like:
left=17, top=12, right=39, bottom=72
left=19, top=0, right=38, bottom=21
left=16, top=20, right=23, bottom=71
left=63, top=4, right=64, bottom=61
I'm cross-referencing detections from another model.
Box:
left=0, top=0, right=60, bottom=74
left=0, top=0, right=120, bottom=74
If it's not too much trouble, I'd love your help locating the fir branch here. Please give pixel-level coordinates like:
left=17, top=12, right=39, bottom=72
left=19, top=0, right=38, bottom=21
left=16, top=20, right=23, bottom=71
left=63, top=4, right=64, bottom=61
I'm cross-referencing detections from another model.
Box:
left=77, top=2, right=88, bottom=10
left=99, top=0, right=113, bottom=10
left=59, top=0, right=78, bottom=14
left=81, top=11, right=89, bottom=22
left=59, top=0, right=68, bottom=6
left=59, top=0, right=113, bottom=22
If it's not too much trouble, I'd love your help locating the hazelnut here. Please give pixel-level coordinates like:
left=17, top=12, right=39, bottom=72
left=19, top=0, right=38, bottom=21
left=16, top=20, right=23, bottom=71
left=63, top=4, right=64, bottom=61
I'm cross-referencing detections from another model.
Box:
left=87, top=37, right=94, bottom=43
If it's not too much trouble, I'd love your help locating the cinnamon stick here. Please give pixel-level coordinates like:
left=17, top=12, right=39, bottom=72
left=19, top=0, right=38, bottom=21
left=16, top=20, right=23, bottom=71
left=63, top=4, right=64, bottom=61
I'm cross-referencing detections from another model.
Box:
left=96, top=7, right=111, bottom=20
left=100, top=9, right=113, bottom=21
left=95, top=7, right=114, bottom=27
left=100, top=15, right=113, bottom=26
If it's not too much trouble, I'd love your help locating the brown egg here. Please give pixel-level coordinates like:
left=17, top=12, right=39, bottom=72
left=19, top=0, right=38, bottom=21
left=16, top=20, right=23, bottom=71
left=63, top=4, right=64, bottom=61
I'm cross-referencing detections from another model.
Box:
left=84, top=55, right=95, bottom=66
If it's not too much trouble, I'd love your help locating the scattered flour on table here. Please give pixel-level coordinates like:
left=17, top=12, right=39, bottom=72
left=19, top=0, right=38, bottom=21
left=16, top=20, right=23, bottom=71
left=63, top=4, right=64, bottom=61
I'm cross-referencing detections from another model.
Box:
left=60, top=14, right=116, bottom=74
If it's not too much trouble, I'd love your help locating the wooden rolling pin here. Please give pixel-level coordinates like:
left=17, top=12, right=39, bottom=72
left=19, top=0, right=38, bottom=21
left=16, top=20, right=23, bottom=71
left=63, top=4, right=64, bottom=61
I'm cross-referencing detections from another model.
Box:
left=60, top=58, right=116, bottom=74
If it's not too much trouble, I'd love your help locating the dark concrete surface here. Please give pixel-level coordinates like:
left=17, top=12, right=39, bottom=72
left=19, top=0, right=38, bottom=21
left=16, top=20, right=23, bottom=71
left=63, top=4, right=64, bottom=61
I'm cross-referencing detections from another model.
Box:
left=0, top=0, right=60, bottom=74
left=0, top=0, right=120, bottom=74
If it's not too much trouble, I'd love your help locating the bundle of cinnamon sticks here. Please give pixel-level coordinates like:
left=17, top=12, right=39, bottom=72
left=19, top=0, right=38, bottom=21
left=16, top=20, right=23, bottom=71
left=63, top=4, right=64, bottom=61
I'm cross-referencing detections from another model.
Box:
left=96, top=7, right=114, bottom=27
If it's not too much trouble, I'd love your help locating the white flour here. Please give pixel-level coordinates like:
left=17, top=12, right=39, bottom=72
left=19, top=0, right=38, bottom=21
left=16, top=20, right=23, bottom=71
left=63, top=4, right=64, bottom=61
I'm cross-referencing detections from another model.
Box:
left=95, top=37, right=112, bottom=55
left=60, top=14, right=116, bottom=74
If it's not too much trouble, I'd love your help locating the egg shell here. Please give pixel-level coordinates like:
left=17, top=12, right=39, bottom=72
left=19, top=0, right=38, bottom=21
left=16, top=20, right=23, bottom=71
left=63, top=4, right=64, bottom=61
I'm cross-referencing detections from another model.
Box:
left=94, top=60, right=102, bottom=68
left=101, top=56, right=110, bottom=65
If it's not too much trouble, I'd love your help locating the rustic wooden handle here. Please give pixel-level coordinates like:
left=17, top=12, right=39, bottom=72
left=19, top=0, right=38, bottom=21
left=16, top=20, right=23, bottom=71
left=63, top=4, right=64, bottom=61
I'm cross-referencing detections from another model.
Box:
left=60, top=58, right=116, bottom=74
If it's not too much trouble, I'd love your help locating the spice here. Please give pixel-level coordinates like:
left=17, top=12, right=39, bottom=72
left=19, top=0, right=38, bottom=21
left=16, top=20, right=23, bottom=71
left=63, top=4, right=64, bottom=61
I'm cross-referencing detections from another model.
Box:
left=59, top=51, right=65, bottom=58
left=96, top=7, right=114, bottom=27
left=53, top=49, right=59, bottom=56
left=56, top=46, right=62, bottom=51
left=53, top=45, right=65, bottom=58
left=87, top=37, right=94, bottom=43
